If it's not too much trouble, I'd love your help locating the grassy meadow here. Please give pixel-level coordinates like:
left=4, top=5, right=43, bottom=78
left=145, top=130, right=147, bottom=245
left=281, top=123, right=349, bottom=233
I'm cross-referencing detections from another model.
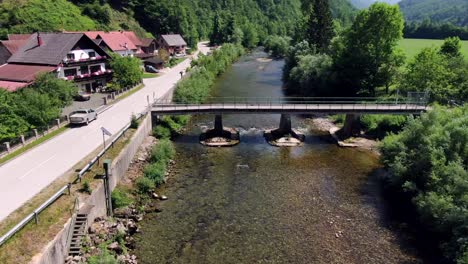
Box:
left=399, top=38, right=468, bottom=60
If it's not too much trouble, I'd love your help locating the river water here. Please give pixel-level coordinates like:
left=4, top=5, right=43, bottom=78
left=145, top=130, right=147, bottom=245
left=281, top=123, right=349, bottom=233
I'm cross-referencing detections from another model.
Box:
left=135, top=50, right=424, bottom=263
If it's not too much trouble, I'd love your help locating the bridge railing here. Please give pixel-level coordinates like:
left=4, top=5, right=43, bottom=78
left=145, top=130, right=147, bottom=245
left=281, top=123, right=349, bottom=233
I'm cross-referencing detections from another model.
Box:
left=155, top=96, right=428, bottom=106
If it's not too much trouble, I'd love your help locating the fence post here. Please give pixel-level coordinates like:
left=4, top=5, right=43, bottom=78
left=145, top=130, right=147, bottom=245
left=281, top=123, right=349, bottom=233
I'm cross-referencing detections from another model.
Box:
left=111, top=92, right=116, bottom=100
left=56, top=119, right=60, bottom=128
left=103, top=97, right=108, bottom=105
left=66, top=115, right=70, bottom=123
left=67, top=183, right=72, bottom=195
left=3, top=142, right=11, bottom=153
left=34, top=212, right=38, bottom=224
left=20, top=135, right=25, bottom=146
left=33, top=129, right=39, bottom=139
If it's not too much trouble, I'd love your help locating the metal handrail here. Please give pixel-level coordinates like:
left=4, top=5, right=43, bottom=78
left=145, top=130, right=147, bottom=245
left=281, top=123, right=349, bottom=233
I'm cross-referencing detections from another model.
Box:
left=0, top=104, right=150, bottom=247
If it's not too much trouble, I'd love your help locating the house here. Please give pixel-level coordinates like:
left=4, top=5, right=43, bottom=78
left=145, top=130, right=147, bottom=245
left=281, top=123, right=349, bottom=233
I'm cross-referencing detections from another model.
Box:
left=140, top=38, right=158, bottom=54
left=95, top=32, right=138, bottom=57
left=0, top=39, right=28, bottom=65
left=0, top=32, right=112, bottom=93
left=158, top=34, right=187, bottom=56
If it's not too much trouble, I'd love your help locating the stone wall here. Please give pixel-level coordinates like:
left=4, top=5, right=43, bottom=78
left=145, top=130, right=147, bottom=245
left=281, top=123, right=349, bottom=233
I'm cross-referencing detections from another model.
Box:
left=32, top=114, right=152, bottom=264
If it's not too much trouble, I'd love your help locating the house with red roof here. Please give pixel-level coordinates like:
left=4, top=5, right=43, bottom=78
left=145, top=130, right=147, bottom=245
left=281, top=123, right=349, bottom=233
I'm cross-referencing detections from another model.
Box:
left=0, top=32, right=112, bottom=93
left=95, top=32, right=138, bottom=57
left=0, top=39, right=28, bottom=64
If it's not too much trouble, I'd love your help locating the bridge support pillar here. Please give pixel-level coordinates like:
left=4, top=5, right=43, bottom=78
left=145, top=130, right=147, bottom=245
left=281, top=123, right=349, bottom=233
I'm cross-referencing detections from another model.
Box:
left=214, top=114, right=223, bottom=132
left=200, top=114, right=239, bottom=147
left=265, top=114, right=304, bottom=147
left=341, top=114, right=361, bottom=138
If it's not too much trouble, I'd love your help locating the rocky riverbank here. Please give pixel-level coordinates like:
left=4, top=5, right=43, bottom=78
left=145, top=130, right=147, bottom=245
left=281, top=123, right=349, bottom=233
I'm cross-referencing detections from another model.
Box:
left=309, top=116, right=378, bottom=152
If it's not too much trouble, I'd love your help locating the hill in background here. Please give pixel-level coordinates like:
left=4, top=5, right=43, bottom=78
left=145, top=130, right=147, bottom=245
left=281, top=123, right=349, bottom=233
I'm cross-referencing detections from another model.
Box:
left=398, top=0, right=468, bottom=26
left=0, top=0, right=356, bottom=43
left=350, top=0, right=400, bottom=9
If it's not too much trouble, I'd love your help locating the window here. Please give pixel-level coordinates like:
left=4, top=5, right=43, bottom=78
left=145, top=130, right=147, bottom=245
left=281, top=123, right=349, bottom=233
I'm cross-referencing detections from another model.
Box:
left=64, top=68, right=77, bottom=77
left=80, top=66, right=89, bottom=75
left=88, top=51, right=96, bottom=58
left=66, top=53, right=75, bottom=60
left=90, top=65, right=101, bottom=73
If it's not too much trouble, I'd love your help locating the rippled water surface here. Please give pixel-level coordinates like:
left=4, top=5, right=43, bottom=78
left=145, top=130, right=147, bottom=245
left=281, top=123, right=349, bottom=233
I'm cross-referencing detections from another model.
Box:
left=135, top=50, right=424, bottom=264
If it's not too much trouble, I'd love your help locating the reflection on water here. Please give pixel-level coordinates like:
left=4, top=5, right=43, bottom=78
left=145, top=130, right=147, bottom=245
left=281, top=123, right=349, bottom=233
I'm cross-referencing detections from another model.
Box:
left=135, top=49, right=423, bottom=264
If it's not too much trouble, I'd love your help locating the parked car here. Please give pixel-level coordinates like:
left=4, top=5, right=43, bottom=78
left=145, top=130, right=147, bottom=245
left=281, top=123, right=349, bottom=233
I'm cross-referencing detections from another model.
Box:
left=75, top=91, right=91, bottom=101
left=145, top=65, right=159, bottom=73
left=69, top=109, right=97, bottom=125
left=174, top=52, right=186, bottom=58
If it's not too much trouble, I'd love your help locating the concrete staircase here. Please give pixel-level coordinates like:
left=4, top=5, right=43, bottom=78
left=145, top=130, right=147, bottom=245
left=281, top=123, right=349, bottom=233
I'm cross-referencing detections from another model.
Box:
left=67, top=213, right=88, bottom=257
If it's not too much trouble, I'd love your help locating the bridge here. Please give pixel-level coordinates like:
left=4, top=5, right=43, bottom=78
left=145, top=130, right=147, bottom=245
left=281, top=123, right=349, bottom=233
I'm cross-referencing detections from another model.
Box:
left=151, top=97, right=428, bottom=115
left=151, top=97, right=430, bottom=144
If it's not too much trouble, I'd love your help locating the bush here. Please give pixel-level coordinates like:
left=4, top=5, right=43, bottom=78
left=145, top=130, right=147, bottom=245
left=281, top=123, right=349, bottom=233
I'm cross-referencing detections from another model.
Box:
left=80, top=180, right=92, bottom=194
left=153, top=125, right=171, bottom=139
left=87, top=245, right=118, bottom=264
left=111, top=188, right=132, bottom=209
left=263, top=35, right=291, bottom=57
left=380, top=105, right=468, bottom=263
left=360, top=115, right=408, bottom=139
left=135, top=177, right=155, bottom=194
left=144, top=162, right=167, bottom=185
left=130, top=114, right=139, bottom=129
left=150, top=139, right=175, bottom=163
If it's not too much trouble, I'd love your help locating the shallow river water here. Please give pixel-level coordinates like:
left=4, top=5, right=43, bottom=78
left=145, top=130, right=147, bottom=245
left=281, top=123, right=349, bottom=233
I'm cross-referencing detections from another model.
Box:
left=135, top=50, right=425, bottom=264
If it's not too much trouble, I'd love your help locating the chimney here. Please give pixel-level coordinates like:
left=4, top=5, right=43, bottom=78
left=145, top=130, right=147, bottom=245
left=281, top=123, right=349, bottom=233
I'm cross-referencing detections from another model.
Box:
left=37, top=32, right=43, bottom=46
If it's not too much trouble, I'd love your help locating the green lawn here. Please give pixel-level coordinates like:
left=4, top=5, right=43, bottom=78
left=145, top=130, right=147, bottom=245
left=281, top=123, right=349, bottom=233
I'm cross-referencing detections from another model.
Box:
left=142, top=72, right=159, bottom=79
left=399, top=38, right=468, bottom=61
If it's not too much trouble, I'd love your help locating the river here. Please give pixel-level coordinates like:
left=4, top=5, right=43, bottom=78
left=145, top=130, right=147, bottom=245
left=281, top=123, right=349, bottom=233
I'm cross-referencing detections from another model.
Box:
left=135, top=50, right=425, bottom=263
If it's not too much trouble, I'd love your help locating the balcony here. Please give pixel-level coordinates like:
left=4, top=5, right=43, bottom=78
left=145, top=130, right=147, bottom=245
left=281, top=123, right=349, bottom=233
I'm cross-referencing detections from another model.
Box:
left=62, top=69, right=113, bottom=82
left=62, top=55, right=107, bottom=66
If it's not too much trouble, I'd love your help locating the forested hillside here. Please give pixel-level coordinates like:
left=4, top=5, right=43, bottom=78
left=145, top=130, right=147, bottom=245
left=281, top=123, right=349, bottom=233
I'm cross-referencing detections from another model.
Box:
left=0, top=0, right=356, bottom=47
left=399, top=0, right=468, bottom=26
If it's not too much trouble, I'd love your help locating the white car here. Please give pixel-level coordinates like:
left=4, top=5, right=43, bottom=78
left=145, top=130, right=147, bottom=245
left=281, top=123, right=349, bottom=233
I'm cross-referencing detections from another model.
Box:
left=69, top=109, right=97, bottom=125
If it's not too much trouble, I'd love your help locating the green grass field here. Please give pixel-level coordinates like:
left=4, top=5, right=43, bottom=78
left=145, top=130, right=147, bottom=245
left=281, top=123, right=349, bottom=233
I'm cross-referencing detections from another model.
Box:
left=399, top=38, right=468, bottom=60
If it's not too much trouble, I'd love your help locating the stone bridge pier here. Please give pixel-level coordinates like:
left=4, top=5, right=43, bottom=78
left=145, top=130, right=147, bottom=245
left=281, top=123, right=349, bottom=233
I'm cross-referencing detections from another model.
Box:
left=264, top=114, right=305, bottom=147
left=340, top=114, right=361, bottom=138
left=200, top=114, right=240, bottom=146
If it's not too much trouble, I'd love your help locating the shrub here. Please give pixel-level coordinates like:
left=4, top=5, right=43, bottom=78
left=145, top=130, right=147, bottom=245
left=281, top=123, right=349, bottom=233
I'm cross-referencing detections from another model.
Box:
left=111, top=188, right=132, bottom=209
left=150, top=139, right=175, bottom=163
left=135, top=177, right=155, bottom=194
left=153, top=125, right=171, bottom=139
left=360, top=115, right=407, bottom=139
left=80, top=180, right=92, bottom=194
left=144, top=162, right=167, bottom=185
left=87, top=244, right=118, bottom=264
left=130, top=114, right=139, bottom=129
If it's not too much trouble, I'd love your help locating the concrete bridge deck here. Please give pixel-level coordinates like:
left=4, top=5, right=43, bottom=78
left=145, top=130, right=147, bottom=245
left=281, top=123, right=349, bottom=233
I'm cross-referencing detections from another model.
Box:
left=151, top=102, right=429, bottom=115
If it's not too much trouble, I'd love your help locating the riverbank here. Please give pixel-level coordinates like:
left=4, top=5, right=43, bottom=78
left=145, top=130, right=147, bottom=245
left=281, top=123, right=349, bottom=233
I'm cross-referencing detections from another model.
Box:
left=309, top=116, right=379, bottom=152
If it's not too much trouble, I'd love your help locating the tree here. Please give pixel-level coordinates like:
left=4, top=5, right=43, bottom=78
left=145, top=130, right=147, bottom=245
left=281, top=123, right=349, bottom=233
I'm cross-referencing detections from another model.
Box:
left=0, top=90, right=29, bottom=141
left=32, top=73, right=78, bottom=107
left=333, top=3, right=404, bottom=96
left=241, top=23, right=259, bottom=48
left=400, top=45, right=467, bottom=104
left=440, top=37, right=463, bottom=57
left=15, top=89, right=61, bottom=128
left=302, top=0, right=335, bottom=52
left=263, top=35, right=291, bottom=58
left=109, top=55, right=142, bottom=89
left=209, top=13, right=224, bottom=46
left=380, top=105, right=468, bottom=263
left=288, top=53, right=333, bottom=96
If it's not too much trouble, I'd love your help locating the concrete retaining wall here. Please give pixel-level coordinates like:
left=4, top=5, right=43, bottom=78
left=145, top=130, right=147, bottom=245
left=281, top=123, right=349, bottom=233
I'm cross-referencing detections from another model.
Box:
left=33, top=114, right=152, bottom=264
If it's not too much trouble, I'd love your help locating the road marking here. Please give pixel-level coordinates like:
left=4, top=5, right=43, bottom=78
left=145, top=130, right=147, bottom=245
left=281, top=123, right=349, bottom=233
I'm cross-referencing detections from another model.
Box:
left=18, top=154, right=57, bottom=180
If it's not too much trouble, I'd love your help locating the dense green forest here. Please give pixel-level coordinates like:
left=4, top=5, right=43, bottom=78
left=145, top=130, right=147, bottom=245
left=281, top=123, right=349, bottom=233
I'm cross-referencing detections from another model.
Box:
left=0, top=0, right=357, bottom=47
left=399, top=0, right=468, bottom=27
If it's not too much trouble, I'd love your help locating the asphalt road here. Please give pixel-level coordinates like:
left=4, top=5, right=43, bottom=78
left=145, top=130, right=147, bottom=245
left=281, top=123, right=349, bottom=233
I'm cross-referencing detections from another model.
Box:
left=0, top=43, right=210, bottom=222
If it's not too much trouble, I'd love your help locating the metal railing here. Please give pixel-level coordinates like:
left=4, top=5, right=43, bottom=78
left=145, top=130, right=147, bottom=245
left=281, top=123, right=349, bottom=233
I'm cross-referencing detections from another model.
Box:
left=0, top=108, right=149, bottom=247
left=152, top=97, right=430, bottom=113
